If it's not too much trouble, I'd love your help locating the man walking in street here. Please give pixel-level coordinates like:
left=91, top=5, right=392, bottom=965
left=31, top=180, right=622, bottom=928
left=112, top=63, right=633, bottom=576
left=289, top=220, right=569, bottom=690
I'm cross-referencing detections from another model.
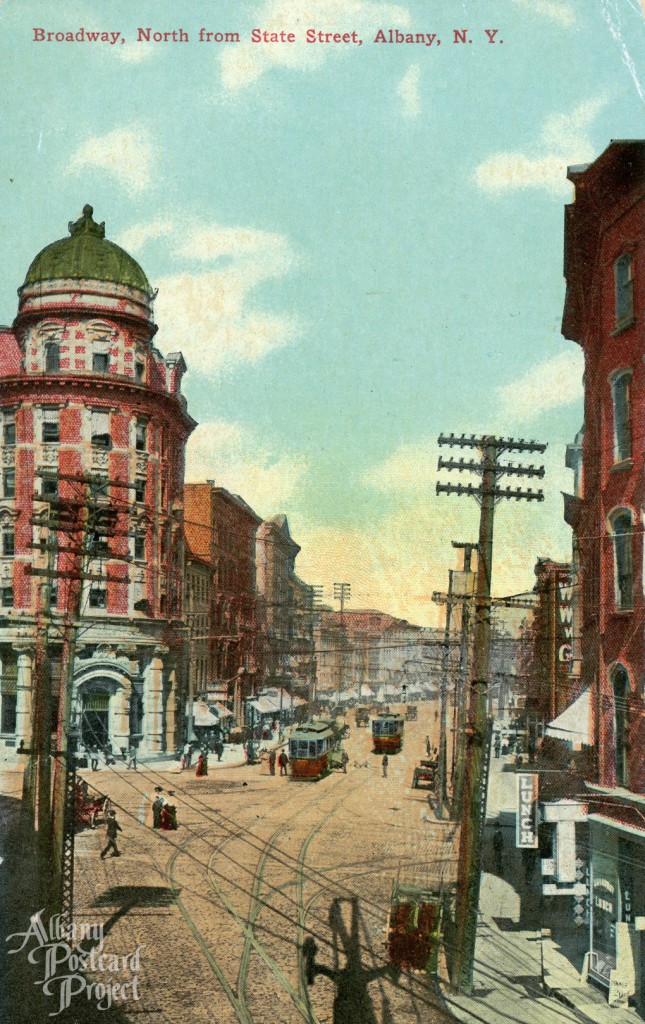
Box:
left=278, top=750, right=289, bottom=776
left=100, top=810, right=122, bottom=859
left=269, top=749, right=276, bottom=775
left=126, top=744, right=137, bottom=770
left=152, top=787, right=165, bottom=829
left=382, top=753, right=388, bottom=778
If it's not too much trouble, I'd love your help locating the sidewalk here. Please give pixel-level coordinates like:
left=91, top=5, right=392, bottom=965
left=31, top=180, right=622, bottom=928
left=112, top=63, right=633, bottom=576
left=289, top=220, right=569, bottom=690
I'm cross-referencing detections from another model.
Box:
left=440, top=753, right=641, bottom=1024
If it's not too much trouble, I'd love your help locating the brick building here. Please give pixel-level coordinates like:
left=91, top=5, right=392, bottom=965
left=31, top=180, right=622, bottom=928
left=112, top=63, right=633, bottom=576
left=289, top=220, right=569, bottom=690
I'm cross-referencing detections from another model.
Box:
left=562, top=141, right=645, bottom=1004
left=0, top=204, right=195, bottom=756
left=184, top=484, right=261, bottom=724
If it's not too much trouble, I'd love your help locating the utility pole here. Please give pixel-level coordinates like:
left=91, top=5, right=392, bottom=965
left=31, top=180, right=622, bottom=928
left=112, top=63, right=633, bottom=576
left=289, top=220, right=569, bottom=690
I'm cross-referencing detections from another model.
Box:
left=450, top=541, right=478, bottom=818
left=436, top=569, right=455, bottom=819
left=333, top=582, right=350, bottom=703
left=436, top=433, right=546, bottom=993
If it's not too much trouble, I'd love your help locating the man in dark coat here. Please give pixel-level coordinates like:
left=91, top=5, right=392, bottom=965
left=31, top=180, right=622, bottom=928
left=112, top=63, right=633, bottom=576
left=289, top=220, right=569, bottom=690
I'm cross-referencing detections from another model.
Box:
left=100, top=810, right=122, bottom=859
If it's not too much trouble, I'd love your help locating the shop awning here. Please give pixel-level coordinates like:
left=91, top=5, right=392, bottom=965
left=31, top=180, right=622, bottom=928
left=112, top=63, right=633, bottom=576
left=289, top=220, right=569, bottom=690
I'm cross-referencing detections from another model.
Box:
left=545, top=688, right=592, bottom=749
left=248, top=689, right=306, bottom=715
left=215, top=703, right=233, bottom=718
left=191, top=701, right=220, bottom=727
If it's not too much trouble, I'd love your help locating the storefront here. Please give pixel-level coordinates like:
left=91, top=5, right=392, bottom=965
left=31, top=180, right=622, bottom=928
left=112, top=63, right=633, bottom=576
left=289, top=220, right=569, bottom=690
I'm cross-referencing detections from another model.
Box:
left=588, top=815, right=645, bottom=1009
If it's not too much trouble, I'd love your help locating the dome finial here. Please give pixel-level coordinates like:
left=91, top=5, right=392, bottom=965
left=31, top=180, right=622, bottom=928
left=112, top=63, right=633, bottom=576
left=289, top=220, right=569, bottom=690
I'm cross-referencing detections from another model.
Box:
left=68, top=204, right=105, bottom=239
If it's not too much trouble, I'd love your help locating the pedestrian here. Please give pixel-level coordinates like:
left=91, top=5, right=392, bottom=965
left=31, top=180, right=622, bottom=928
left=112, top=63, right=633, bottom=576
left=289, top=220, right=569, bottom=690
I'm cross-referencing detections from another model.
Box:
left=126, top=745, right=137, bottom=770
left=152, top=787, right=164, bottom=829
left=183, top=741, right=192, bottom=769
left=425, top=735, right=431, bottom=756
left=494, top=735, right=501, bottom=759
left=493, top=826, right=504, bottom=874
left=195, top=751, right=208, bottom=777
left=100, top=810, right=122, bottom=859
left=104, top=742, right=116, bottom=766
left=90, top=746, right=100, bottom=772
left=382, top=753, right=389, bottom=778
left=278, top=750, right=289, bottom=776
left=269, top=749, right=276, bottom=776
left=216, top=741, right=223, bottom=762
left=434, top=709, right=439, bottom=723
left=341, top=750, right=349, bottom=774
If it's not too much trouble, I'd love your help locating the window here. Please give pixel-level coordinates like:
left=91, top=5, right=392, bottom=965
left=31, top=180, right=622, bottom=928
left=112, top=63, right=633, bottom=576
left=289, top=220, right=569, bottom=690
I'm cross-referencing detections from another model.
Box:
left=89, top=586, right=107, bottom=609
left=41, top=475, right=58, bottom=500
left=2, top=530, right=14, bottom=557
left=612, top=664, right=629, bottom=787
left=1, top=693, right=16, bottom=733
left=49, top=584, right=58, bottom=609
left=134, top=478, right=146, bottom=503
left=90, top=409, right=111, bottom=448
left=611, top=371, right=632, bottom=463
left=610, top=509, right=634, bottom=611
left=2, top=412, right=15, bottom=446
left=45, top=343, right=60, bottom=372
left=41, top=408, right=60, bottom=444
left=3, top=470, right=15, bottom=499
left=135, top=361, right=145, bottom=382
left=615, top=254, right=634, bottom=328
left=89, top=475, right=109, bottom=500
left=1, top=586, right=13, bottom=607
left=135, top=418, right=147, bottom=452
left=88, top=529, right=109, bottom=558
left=134, top=533, right=146, bottom=560
left=92, top=352, right=109, bottom=373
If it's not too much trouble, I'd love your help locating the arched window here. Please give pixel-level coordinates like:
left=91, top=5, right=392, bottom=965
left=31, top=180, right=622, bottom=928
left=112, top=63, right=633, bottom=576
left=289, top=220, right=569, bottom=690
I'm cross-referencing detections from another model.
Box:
left=609, top=508, right=634, bottom=611
left=611, top=664, right=629, bottom=787
left=610, top=369, right=632, bottom=463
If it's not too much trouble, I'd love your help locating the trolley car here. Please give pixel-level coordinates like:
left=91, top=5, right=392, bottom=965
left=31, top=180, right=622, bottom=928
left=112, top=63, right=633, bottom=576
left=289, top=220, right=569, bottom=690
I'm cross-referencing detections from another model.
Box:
left=289, top=719, right=342, bottom=779
left=372, top=713, right=405, bottom=754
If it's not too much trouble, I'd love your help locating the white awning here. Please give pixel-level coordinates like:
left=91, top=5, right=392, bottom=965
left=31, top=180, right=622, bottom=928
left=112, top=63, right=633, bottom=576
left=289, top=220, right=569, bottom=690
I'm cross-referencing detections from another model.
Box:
left=190, top=701, right=219, bottom=727
left=545, top=688, right=592, bottom=750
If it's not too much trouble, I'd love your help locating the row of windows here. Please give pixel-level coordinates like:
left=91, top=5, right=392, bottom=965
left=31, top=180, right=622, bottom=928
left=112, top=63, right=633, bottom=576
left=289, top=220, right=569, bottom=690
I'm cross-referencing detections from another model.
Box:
left=43, top=341, right=145, bottom=381
left=0, top=408, right=149, bottom=450
left=0, top=581, right=150, bottom=610
left=0, top=527, right=147, bottom=561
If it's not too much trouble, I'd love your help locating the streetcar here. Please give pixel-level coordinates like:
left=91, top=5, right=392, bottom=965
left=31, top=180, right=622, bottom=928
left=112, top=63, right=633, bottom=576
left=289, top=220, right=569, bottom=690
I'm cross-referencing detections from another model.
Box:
left=372, top=713, right=405, bottom=754
left=289, top=719, right=343, bottom=779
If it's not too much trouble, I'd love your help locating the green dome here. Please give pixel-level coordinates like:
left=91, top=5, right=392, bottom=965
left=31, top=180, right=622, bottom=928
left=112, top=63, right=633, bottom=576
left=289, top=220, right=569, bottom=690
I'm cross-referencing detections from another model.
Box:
left=23, top=205, right=151, bottom=293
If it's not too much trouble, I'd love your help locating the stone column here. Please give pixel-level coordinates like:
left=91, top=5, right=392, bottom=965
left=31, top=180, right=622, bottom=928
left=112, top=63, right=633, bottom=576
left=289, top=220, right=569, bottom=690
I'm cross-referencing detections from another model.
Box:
left=110, top=685, right=130, bottom=755
left=143, top=650, right=165, bottom=753
left=165, top=667, right=177, bottom=752
left=14, top=645, right=34, bottom=748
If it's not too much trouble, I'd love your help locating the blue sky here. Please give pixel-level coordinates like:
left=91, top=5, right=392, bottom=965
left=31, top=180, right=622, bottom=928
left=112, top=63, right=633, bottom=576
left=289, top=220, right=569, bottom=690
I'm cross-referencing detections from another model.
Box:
left=0, top=0, right=643, bottom=624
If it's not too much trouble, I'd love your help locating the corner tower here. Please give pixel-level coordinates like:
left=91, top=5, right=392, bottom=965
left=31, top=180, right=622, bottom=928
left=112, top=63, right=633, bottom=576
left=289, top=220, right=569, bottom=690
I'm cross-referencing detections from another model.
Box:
left=0, top=205, right=196, bottom=755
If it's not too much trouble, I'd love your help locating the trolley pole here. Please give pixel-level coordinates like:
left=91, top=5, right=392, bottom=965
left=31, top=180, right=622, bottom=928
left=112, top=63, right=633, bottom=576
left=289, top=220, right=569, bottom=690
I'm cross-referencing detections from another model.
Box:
left=437, top=433, right=546, bottom=993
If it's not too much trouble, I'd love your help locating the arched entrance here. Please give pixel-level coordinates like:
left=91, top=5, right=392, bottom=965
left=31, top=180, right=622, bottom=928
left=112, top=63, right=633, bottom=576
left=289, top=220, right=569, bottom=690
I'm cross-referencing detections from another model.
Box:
left=81, top=689, right=110, bottom=749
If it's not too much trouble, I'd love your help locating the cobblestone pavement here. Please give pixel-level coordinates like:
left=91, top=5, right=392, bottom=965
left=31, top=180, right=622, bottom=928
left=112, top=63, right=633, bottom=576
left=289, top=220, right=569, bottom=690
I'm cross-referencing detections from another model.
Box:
left=62, top=706, right=457, bottom=1023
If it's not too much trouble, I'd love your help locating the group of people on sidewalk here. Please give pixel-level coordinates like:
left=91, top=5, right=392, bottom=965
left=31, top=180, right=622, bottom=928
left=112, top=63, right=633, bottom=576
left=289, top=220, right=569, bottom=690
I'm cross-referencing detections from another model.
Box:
left=151, top=786, right=179, bottom=830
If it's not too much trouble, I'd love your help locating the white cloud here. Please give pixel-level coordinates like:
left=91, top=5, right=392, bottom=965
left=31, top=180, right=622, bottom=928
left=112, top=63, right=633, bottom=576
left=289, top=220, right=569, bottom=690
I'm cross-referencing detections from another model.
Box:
left=364, top=441, right=437, bottom=493
left=68, top=127, right=156, bottom=194
left=397, top=64, right=421, bottom=119
left=185, top=420, right=309, bottom=515
left=117, top=218, right=173, bottom=254
left=219, top=0, right=411, bottom=93
left=474, top=97, right=608, bottom=195
left=511, top=0, right=575, bottom=27
left=495, top=351, right=584, bottom=424
left=319, top=437, right=574, bottom=625
left=119, top=215, right=300, bottom=377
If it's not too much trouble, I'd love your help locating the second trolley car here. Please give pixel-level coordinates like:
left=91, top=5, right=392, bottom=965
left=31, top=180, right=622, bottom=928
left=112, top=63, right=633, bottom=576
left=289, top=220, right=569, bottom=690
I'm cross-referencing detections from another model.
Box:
left=372, top=713, right=405, bottom=754
left=289, top=719, right=342, bottom=779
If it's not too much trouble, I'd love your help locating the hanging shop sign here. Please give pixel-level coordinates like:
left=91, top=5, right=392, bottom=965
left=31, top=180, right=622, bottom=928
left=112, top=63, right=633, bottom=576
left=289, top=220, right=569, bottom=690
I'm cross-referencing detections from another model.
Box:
left=516, top=773, right=538, bottom=848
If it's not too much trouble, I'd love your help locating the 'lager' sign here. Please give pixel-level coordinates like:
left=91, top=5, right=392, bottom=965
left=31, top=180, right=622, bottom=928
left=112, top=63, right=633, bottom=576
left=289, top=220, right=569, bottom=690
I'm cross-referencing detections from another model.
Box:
left=516, top=773, right=538, bottom=848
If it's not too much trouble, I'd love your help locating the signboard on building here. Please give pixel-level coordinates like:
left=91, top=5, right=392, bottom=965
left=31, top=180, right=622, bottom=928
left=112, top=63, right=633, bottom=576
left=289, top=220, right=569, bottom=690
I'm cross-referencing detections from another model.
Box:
left=516, top=773, right=538, bottom=848
left=589, top=861, right=618, bottom=986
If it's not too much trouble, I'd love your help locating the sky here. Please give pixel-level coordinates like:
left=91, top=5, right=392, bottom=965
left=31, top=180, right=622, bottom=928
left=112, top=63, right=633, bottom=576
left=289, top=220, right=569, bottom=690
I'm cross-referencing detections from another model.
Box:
left=0, top=0, right=643, bottom=626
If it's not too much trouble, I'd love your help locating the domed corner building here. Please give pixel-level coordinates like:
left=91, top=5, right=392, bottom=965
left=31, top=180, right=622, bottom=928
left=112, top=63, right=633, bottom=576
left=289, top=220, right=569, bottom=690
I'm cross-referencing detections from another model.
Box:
left=0, top=204, right=196, bottom=757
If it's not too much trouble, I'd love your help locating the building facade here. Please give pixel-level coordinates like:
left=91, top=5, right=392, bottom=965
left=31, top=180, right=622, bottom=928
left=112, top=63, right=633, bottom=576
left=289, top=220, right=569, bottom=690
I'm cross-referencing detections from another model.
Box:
left=184, top=484, right=262, bottom=724
left=0, top=204, right=194, bottom=756
left=562, top=141, right=645, bottom=1006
